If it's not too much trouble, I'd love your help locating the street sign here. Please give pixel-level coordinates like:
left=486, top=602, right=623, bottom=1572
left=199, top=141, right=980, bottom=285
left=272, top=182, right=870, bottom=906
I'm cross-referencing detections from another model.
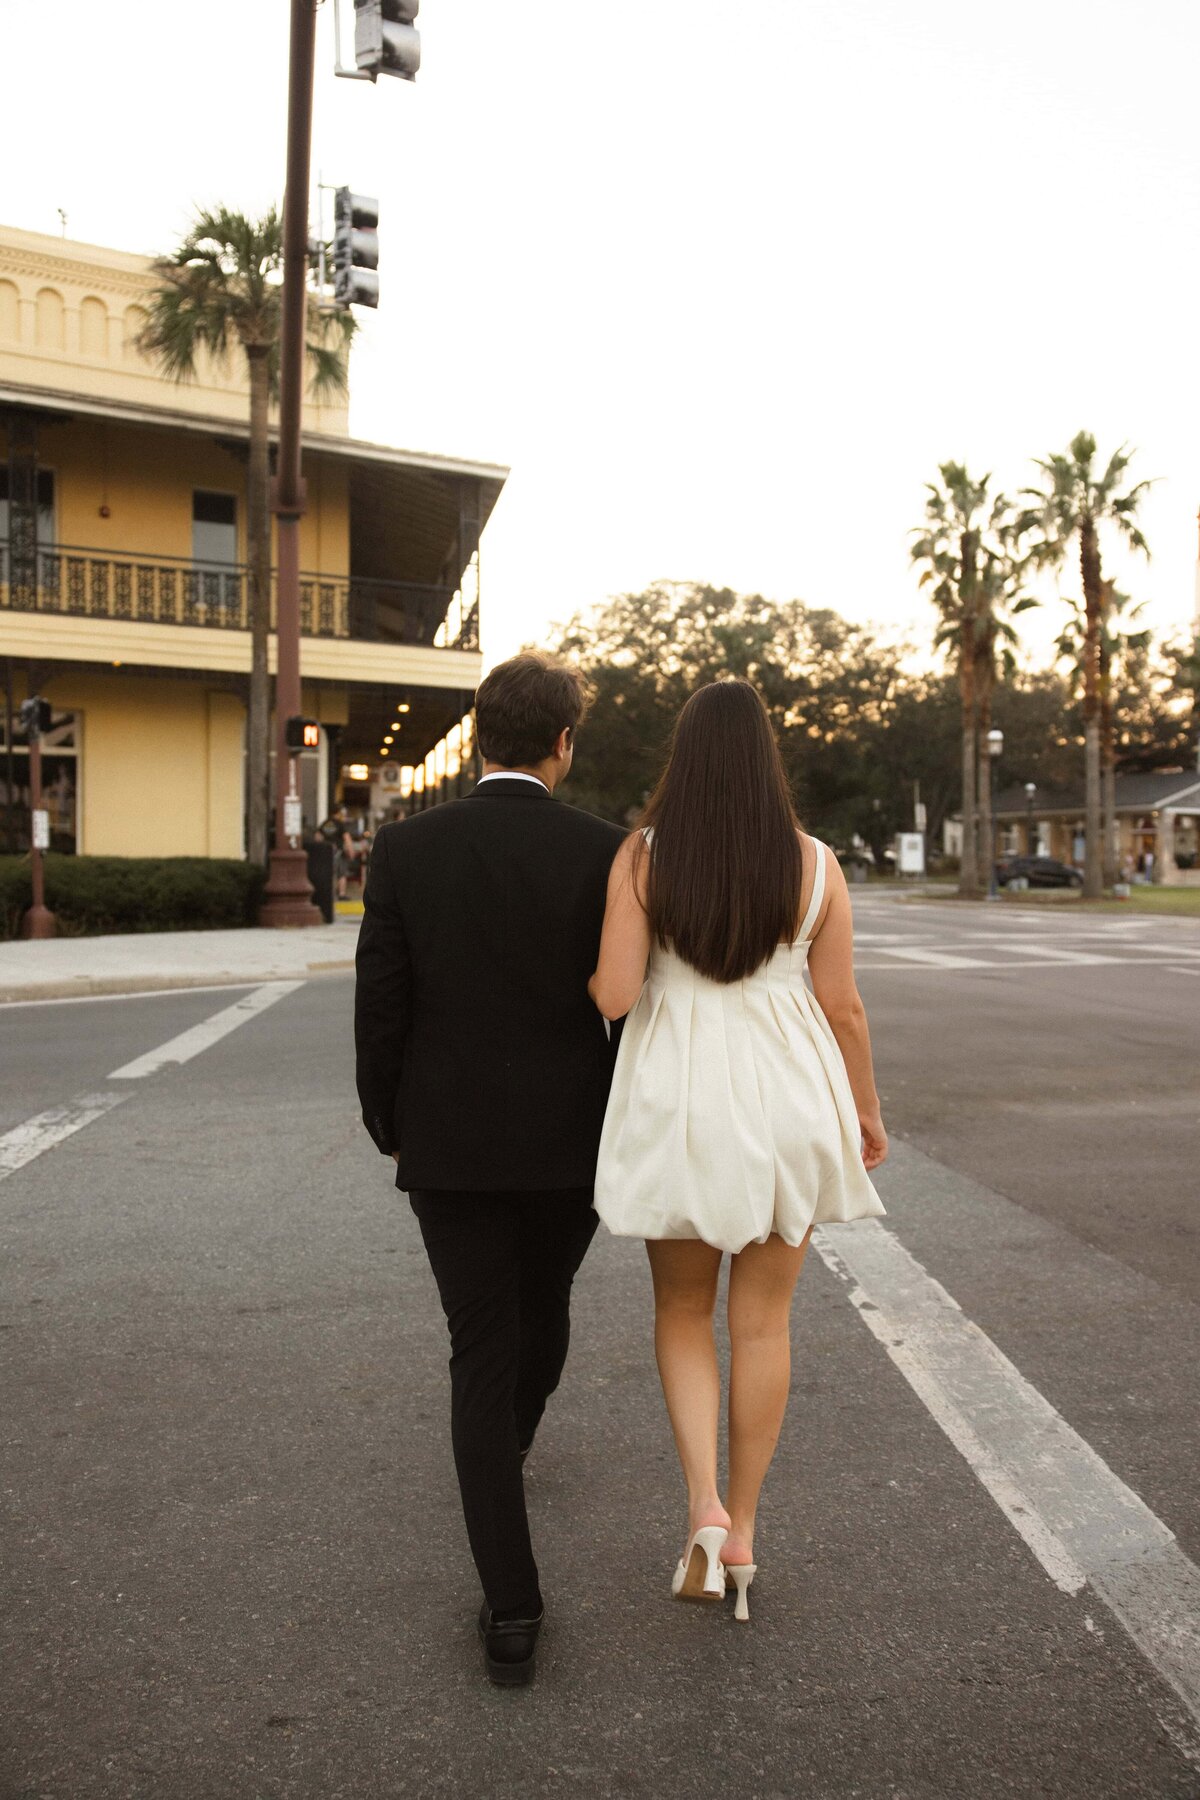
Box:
left=284, top=797, right=303, bottom=838
left=31, top=809, right=50, bottom=851
left=897, top=832, right=925, bottom=875
left=914, top=802, right=927, bottom=834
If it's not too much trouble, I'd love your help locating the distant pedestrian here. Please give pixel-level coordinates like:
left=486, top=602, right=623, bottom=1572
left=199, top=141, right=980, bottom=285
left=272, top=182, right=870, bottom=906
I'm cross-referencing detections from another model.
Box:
left=590, top=679, right=887, bottom=1623
left=319, top=806, right=357, bottom=900
left=355, top=654, right=622, bottom=1688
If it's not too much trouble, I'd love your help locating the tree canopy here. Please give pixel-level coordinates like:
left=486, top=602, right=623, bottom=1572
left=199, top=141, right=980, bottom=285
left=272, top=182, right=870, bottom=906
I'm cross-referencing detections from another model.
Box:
left=547, top=582, right=1188, bottom=860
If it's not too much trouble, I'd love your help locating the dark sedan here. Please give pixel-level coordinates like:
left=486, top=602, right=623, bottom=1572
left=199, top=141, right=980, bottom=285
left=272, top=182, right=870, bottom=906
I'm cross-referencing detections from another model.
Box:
left=995, top=854, right=1084, bottom=890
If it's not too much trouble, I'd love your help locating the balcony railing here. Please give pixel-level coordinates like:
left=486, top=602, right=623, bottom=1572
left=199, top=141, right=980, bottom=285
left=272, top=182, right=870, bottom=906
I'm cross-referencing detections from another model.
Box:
left=0, top=542, right=480, bottom=652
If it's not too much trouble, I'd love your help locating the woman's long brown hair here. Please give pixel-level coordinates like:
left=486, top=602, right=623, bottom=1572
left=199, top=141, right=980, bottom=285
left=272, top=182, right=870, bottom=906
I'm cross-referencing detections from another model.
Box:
left=640, top=679, right=804, bottom=983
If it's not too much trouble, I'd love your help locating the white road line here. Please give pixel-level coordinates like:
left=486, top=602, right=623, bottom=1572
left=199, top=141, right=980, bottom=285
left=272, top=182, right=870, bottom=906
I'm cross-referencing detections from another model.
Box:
left=813, top=1220, right=1200, bottom=1733
left=853, top=954, right=1196, bottom=973
left=107, top=981, right=303, bottom=1080
left=882, top=947, right=989, bottom=968
left=984, top=944, right=1123, bottom=964
left=0, top=982, right=261, bottom=1011
left=0, top=1092, right=128, bottom=1183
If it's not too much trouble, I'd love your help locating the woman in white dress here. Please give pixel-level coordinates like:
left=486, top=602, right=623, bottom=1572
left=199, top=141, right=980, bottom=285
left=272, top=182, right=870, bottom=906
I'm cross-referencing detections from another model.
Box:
left=589, top=679, right=887, bottom=1621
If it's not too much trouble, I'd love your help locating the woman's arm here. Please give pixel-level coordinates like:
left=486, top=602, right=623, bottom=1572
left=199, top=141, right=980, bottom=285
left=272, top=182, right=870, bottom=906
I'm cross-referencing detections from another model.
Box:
left=806, top=847, right=888, bottom=1171
left=589, top=833, right=652, bottom=1021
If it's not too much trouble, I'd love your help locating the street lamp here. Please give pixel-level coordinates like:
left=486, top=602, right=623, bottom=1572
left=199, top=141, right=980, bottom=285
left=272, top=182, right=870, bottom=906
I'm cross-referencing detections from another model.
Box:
left=986, top=727, right=1004, bottom=899
left=1024, top=781, right=1037, bottom=858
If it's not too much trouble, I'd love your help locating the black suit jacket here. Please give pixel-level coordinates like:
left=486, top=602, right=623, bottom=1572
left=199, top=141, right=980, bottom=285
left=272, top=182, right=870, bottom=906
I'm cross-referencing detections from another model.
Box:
left=354, top=778, right=626, bottom=1191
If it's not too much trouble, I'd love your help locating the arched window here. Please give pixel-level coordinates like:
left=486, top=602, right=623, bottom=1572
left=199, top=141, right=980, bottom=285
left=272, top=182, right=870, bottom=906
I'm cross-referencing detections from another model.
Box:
left=35, top=287, right=65, bottom=350
left=80, top=295, right=108, bottom=357
left=0, top=280, right=18, bottom=339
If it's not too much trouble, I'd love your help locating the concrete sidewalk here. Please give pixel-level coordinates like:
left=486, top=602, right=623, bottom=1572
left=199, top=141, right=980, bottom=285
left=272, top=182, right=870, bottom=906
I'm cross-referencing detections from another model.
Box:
left=0, top=919, right=360, bottom=1003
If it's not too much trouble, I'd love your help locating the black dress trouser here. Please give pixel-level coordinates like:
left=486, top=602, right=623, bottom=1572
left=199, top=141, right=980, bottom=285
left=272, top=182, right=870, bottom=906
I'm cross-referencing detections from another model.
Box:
left=408, top=1187, right=599, bottom=1615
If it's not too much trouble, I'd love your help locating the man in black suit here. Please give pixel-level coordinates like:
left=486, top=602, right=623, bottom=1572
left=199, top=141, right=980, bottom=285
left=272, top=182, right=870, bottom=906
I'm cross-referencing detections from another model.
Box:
left=355, top=653, right=625, bottom=1686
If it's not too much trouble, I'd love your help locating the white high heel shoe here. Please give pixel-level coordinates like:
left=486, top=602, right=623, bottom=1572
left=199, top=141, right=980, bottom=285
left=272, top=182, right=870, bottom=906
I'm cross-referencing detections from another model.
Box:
left=725, top=1562, right=757, bottom=1622
left=671, top=1525, right=728, bottom=1601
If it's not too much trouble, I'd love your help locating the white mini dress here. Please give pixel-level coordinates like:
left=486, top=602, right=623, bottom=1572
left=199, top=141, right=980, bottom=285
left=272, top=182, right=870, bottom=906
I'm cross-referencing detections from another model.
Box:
left=593, top=836, right=884, bottom=1253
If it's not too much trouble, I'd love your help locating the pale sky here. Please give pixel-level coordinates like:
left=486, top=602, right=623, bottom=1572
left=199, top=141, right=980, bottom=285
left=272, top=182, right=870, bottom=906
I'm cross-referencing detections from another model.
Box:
left=7, top=0, right=1200, bottom=670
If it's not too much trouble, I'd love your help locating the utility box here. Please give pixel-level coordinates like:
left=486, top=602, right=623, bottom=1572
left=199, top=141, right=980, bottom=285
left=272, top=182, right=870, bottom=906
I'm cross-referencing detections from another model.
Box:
left=897, top=833, right=926, bottom=876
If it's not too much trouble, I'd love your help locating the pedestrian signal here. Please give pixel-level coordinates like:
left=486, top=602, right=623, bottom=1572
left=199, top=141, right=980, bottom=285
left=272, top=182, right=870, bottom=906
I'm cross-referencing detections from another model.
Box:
left=354, top=0, right=421, bottom=82
left=286, top=716, right=321, bottom=753
left=333, top=188, right=380, bottom=309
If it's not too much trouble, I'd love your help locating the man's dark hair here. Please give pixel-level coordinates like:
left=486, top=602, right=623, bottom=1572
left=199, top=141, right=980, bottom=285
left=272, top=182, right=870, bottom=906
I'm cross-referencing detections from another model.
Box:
left=474, top=652, right=592, bottom=768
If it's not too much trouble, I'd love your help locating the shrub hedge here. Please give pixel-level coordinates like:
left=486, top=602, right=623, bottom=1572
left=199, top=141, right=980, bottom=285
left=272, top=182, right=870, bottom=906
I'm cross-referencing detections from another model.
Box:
left=0, top=855, right=266, bottom=939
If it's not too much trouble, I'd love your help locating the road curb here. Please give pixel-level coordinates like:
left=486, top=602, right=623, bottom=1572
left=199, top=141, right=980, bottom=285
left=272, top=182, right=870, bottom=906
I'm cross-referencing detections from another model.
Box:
left=0, top=962, right=356, bottom=1005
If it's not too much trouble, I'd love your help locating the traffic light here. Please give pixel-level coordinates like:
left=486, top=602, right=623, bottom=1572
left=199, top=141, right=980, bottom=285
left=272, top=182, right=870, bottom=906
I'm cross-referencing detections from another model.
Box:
left=19, top=698, right=52, bottom=740
left=354, top=0, right=421, bottom=82
left=286, top=716, right=321, bottom=753
left=333, top=188, right=380, bottom=309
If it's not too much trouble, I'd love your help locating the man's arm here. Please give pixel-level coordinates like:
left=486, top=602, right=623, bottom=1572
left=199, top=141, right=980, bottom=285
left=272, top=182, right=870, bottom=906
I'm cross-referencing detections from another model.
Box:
left=354, top=825, right=412, bottom=1155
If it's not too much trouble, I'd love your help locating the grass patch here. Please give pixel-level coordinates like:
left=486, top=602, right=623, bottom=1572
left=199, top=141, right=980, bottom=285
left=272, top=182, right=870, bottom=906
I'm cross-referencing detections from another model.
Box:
left=918, top=884, right=1200, bottom=918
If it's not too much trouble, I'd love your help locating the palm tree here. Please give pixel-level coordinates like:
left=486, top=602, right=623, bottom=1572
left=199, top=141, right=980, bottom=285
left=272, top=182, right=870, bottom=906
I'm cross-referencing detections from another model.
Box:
left=973, top=546, right=1037, bottom=885
left=912, top=463, right=1019, bottom=897
left=138, top=207, right=354, bottom=866
left=1055, top=581, right=1151, bottom=883
left=1017, top=433, right=1151, bottom=898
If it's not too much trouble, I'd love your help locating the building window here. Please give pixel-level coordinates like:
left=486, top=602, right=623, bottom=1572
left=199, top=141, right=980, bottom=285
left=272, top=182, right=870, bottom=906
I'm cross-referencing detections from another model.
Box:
left=0, top=709, right=79, bottom=854
left=192, top=490, right=238, bottom=567
left=0, top=467, right=57, bottom=547
left=192, top=491, right=241, bottom=612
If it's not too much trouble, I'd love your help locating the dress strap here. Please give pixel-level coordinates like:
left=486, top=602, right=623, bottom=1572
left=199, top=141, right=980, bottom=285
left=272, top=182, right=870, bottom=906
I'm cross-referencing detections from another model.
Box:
left=798, top=836, right=827, bottom=940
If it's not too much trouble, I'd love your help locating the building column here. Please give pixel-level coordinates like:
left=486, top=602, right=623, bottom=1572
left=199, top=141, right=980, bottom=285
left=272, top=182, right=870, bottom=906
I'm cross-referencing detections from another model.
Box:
left=1158, top=810, right=1177, bottom=887
left=5, top=412, right=38, bottom=605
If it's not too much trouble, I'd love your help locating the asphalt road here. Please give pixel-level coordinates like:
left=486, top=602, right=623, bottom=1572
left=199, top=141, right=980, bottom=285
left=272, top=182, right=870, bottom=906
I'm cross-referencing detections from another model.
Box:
left=2, top=898, right=1198, bottom=1799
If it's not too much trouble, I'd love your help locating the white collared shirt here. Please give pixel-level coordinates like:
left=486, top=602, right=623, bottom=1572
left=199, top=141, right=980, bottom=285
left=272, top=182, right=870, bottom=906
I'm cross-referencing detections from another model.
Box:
left=477, top=772, right=549, bottom=793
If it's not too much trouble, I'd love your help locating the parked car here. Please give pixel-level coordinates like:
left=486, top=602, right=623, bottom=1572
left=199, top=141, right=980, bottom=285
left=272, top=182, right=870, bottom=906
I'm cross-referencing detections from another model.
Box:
left=994, top=854, right=1083, bottom=890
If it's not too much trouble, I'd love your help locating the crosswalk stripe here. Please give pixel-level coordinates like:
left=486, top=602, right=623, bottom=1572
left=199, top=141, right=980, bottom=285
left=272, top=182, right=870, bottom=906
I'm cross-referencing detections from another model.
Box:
left=0, top=984, right=306, bottom=1186
left=813, top=1218, right=1200, bottom=1736
left=855, top=953, right=1197, bottom=973
left=0, top=1092, right=128, bottom=1183
left=107, top=981, right=304, bottom=1080
left=881, top=947, right=988, bottom=968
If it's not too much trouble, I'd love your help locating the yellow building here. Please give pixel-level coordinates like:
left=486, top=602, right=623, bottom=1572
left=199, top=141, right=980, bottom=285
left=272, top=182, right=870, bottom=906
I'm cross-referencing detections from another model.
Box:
left=0, top=223, right=507, bottom=857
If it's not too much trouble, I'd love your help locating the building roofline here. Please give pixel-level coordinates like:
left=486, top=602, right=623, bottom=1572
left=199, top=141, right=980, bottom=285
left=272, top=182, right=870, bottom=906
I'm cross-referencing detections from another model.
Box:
left=0, top=378, right=510, bottom=485
left=994, top=775, right=1200, bottom=816
left=0, top=224, right=157, bottom=272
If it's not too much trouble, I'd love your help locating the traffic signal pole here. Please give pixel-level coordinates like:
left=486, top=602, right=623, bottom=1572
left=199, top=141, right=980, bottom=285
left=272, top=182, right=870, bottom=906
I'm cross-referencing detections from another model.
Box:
left=259, top=0, right=322, bottom=928
left=21, top=721, right=55, bottom=940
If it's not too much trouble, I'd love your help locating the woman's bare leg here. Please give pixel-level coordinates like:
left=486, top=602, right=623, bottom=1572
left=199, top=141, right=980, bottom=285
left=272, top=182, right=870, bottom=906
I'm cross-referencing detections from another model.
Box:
left=645, top=1238, right=730, bottom=1536
left=724, top=1231, right=812, bottom=1564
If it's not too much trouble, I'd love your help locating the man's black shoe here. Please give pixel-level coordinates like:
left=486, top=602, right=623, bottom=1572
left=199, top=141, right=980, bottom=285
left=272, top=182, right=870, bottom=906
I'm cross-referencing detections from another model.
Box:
left=477, top=1601, right=544, bottom=1687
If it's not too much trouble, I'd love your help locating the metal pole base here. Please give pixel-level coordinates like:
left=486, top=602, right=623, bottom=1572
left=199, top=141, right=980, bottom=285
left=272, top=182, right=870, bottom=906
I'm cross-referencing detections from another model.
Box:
left=258, top=847, right=323, bottom=928
left=21, top=904, right=57, bottom=939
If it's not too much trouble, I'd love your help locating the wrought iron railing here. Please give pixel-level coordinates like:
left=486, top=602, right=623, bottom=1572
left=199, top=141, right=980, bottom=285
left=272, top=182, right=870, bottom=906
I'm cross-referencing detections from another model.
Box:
left=0, top=542, right=480, bottom=652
